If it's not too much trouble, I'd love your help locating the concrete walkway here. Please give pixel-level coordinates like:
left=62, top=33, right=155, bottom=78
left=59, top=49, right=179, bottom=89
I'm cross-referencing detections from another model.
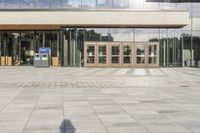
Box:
left=0, top=67, right=200, bottom=133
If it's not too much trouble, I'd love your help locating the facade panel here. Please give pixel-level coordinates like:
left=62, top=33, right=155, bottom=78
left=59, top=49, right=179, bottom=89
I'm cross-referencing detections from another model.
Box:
left=0, top=10, right=189, bottom=28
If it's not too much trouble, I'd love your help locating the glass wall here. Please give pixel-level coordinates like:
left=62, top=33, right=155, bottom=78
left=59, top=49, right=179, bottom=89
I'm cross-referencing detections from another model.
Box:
left=21, top=0, right=35, bottom=8
left=0, top=0, right=199, bottom=10
left=0, top=31, right=60, bottom=66
left=0, top=0, right=5, bottom=8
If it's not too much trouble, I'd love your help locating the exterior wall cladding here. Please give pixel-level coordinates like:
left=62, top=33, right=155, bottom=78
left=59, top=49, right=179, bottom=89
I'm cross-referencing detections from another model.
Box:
left=0, top=0, right=200, bottom=67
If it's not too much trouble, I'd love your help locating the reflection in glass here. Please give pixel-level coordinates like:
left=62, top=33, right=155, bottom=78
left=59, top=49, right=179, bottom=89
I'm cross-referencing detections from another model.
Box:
left=111, top=46, right=120, bottom=64
left=81, top=0, right=94, bottom=8
left=144, top=1, right=159, bottom=9
left=68, top=0, right=81, bottom=8
left=136, top=45, right=145, bottom=64
left=21, top=0, right=35, bottom=8
left=192, top=3, right=200, bottom=17
left=148, top=45, right=157, bottom=64
left=6, top=0, right=20, bottom=8
left=86, top=29, right=112, bottom=42
left=36, top=0, right=51, bottom=8
left=113, top=0, right=129, bottom=8
left=177, top=3, right=192, bottom=17
left=123, top=45, right=131, bottom=63
left=110, top=29, right=134, bottom=42
left=135, top=29, right=159, bottom=42
left=97, top=0, right=112, bottom=8
left=160, top=2, right=176, bottom=9
left=0, top=0, right=5, bottom=8
left=87, top=45, right=95, bottom=64
left=129, top=0, right=144, bottom=9
left=98, top=45, right=106, bottom=64
left=20, top=32, right=35, bottom=65
left=52, top=0, right=67, bottom=8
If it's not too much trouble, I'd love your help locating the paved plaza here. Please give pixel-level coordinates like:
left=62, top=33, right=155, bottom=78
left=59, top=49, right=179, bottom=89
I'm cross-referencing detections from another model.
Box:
left=0, top=67, right=200, bottom=133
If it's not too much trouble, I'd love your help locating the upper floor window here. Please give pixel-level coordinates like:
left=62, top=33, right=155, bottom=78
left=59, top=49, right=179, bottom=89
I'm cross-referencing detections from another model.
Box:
left=36, top=0, right=51, bottom=8
left=51, top=0, right=67, bottom=8
left=113, top=0, right=129, bottom=8
left=21, top=0, right=35, bottom=8
left=96, top=0, right=112, bottom=8
left=6, top=0, right=20, bottom=8
left=0, top=0, right=5, bottom=8
left=68, top=0, right=81, bottom=8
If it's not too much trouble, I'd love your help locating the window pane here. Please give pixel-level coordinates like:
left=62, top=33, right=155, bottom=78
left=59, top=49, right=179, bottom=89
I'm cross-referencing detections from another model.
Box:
left=148, top=45, right=157, bottom=64
left=144, top=1, right=159, bottom=9
left=82, top=0, right=91, bottom=8
left=0, top=0, right=5, bottom=8
left=160, top=2, right=176, bottom=9
left=21, top=0, right=35, bottom=8
left=177, top=3, right=192, bottom=17
left=36, top=0, right=51, bottom=8
left=52, top=0, right=67, bottom=8
left=113, top=0, right=129, bottom=8
left=87, top=45, right=95, bottom=64
left=6, top=0, right=20, bottom=8
left=68, top=0, right=81, bottom=8
left=136, top=45, right=145, bottom=64
left=110, top=29, right=134, bottom=42
left=129, top=0, right=144, bottom=9
left=86, top=29, right=111, bottom=42
left=98, top=45, right=107, bottom=64
left=123, top=45, right=131, bottom=63
left=193, top=3, right=200, bottom=17
left=111, top=46, right=120, bottom=64
left=97, top=0, right=112, bottom=8
left=135, top=29, right=159, bottom=42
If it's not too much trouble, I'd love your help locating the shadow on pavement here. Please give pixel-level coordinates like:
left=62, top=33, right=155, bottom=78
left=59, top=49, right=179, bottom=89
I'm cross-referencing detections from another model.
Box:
left=60, top=119, right=76, bottom=133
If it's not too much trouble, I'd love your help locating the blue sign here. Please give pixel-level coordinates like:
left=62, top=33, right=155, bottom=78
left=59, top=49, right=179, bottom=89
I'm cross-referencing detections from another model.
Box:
left=39, top=48, right=51, bottom=54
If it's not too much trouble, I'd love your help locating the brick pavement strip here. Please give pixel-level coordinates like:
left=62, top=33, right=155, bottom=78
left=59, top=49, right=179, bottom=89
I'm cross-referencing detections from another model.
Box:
left=0, top=67, right=200, bottom=133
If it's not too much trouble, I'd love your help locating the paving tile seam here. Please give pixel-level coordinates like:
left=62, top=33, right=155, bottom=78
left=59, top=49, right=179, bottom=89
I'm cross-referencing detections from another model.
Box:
left=21, top=87, right=44, bottom=133
left=108, top=88, right=153, bottom=133
left=83, top=90, right=110, bottom=133
left=142, top=99, right=195, bottom=133
left=163, top=98, right=200, bottom=121
left=0, top=87, right=25, bottom=113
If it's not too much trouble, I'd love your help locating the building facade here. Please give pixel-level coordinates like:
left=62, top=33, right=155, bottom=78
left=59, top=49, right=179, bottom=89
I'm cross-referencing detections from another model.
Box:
left=0, top=0, right=199, bottom=67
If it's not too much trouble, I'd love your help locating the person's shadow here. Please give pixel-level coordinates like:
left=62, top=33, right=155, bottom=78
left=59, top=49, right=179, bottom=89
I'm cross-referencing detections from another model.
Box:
left=60, top=119, right=76, bottom=133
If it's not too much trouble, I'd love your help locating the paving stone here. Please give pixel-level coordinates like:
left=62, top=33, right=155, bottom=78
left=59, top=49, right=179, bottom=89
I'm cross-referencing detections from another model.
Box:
left=0, top=67, right=200, bottom=133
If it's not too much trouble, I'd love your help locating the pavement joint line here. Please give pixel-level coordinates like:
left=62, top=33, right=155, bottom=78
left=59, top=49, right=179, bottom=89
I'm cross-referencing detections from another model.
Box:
left=109, top=88, right=154, bottom=133
left=83, top=89, right=110, bottom=133
left=21, top=87, right=44, bottom=133
left=142, top=97, right=196, bottom=133
left=0, top=87, right=25, bottom=113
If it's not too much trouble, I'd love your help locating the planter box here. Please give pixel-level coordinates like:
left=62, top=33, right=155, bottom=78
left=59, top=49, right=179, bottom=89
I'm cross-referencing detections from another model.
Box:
left=52, top=57, right=59, bottom=66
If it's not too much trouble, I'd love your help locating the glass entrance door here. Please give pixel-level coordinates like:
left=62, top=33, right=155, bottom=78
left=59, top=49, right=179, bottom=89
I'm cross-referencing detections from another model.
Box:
left=110, top=44, right=121, bottom=67
left=135, top=43, right=146, bottom=67
left=134, top=42, right=159, bottom=68
left=84, top=41, right=159, bottom=68
left=147, top=42, right=159, bottom=67
left=84, top=42, right=96, bottom=67
left=122, top=44, right=132, bottom=67
left=97, top=43, right=108, bottom=67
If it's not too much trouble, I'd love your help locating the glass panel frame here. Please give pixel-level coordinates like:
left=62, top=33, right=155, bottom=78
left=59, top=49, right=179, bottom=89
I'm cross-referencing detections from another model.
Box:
left=98, top=45, right=107, bottom=64
left=148, top=45, right=157, bottom=64
left=123, top=45, right=131, bottom=64
left=21, top=0, right=36, bottom=8
left=136, top=45, right=145, bottom=64
left=87, top=45, right=95, bottom=64
left=111, top=45, right=120, bottom=64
